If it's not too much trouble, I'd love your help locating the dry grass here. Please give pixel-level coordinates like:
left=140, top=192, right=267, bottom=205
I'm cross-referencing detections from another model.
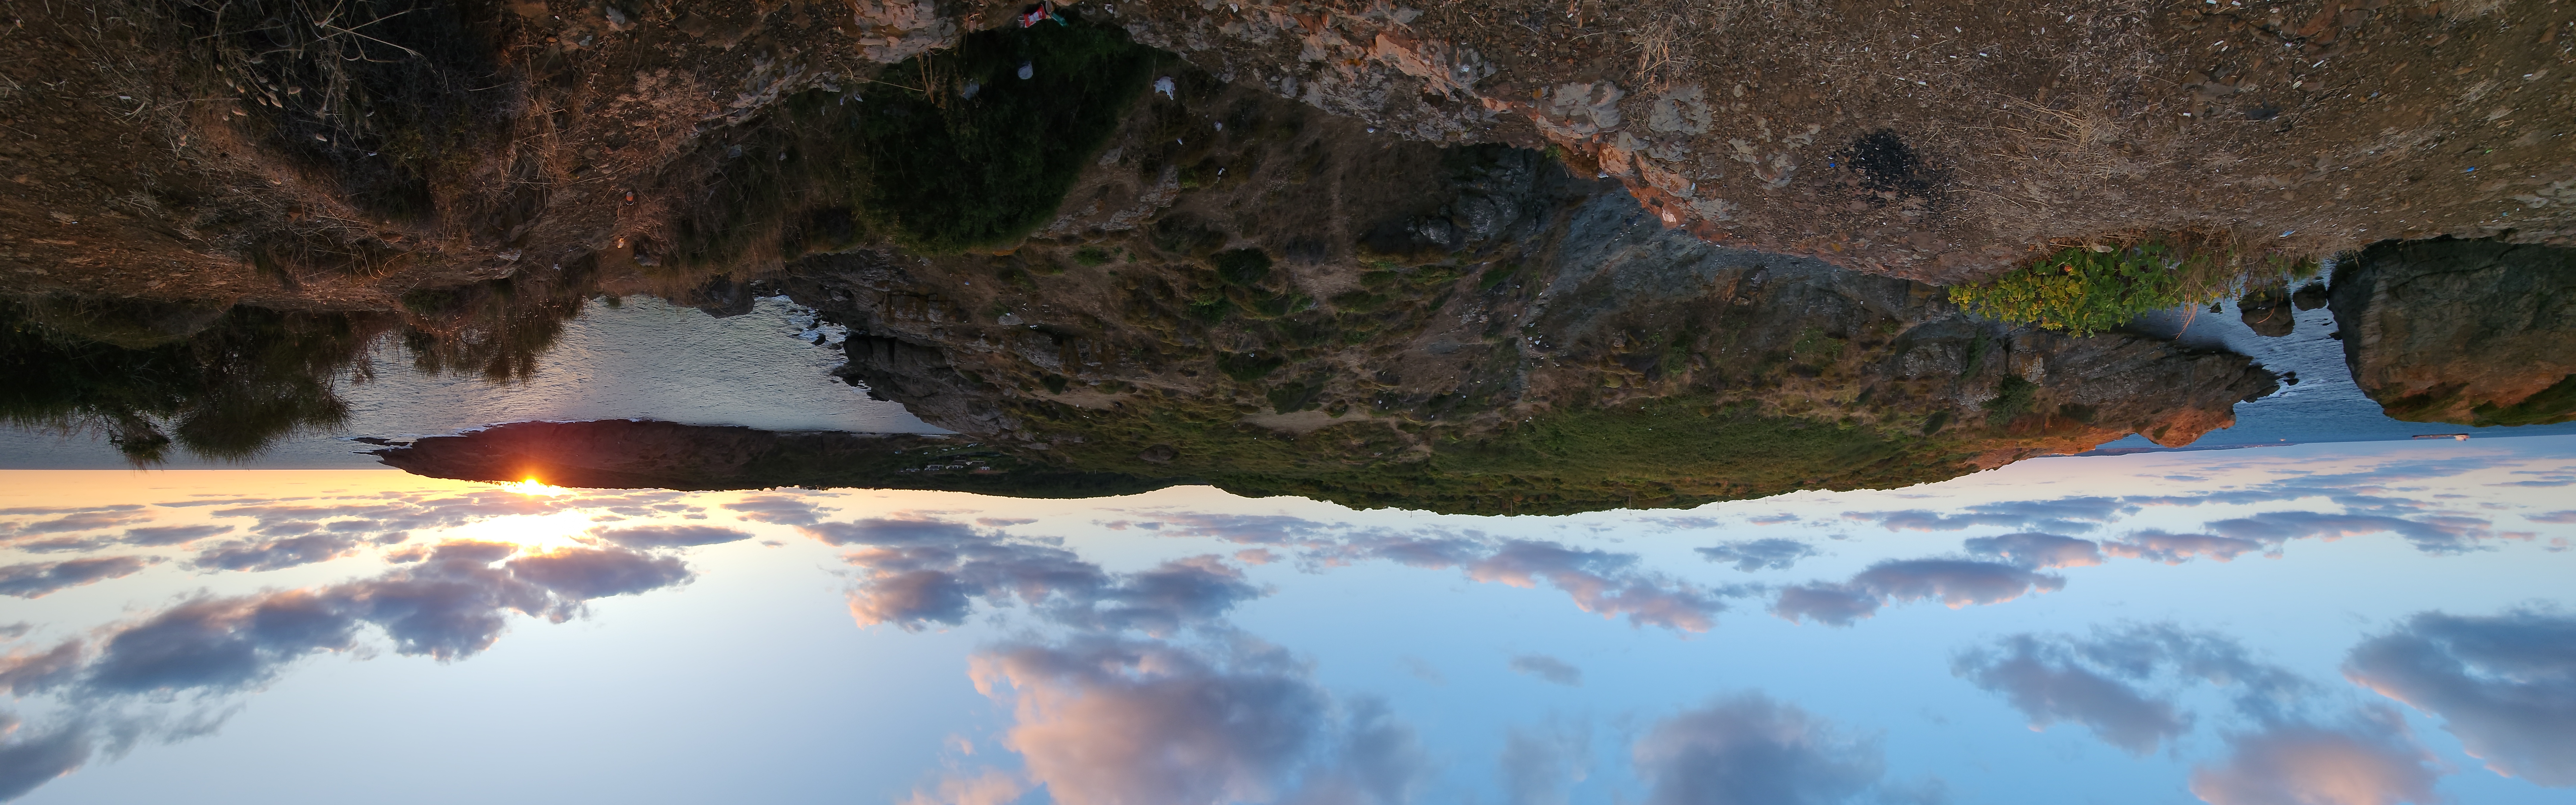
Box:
left=1980, top=95, right=2169, bottom=182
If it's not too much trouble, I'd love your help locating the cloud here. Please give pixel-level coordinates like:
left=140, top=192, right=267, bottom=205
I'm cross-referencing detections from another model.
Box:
left=0, top=557, right=154, bottom=598
left=1078, top=556, right=1267, bottom=636
left=0, top=641, right=83, bottom=695
left=835, top=517, right=1261, bottom=634
left=67, top=540, right=691, bottom=698
left=1509, top=654, right=1584, bottom=686
left=809, top=517, right=984, bottom=547
left=507, top=548, right=693, bottom=599
left=1282, top=697, right=1426, bottom=805
left=2189, top=711, right=2444, bottom=805
left=590, top=524, right=751, bottom=550
left=1845, top=497, right=2126, bottom=535
left=1632, top=693, right=1884, bottom=805
left=190, top=535, right=361, bottom=572
left=1149, top=513, right=1339, bottom=547
left=1842, top=509, right=2029, bottom=533
left=969, top=636, right=1425, bottom=805
left=1498, top=720, right=1591, bottom=805
left=2344, top=608, right=2576, bottom=786
left=0, top=726, right=91, bottom=801
left=1955, top=625, right=2313, bottom=756
left=900, top=770, right=1026, bottom=805
left=1772, top=560, right=2065, bottom=626
left=1696, top=539, right=1820, bottom=572
left=1463, top=540, right=1731, bottom=632
left=120, top=524, right=236, bottom=546
left=0, top=508, right=152, bottom=540
left=1952, top=636, right=2189, bottom=755
left=1961, top=533, right=2104, bottom=569
left=722, top=494, right=830, bottom=526
left=2203, top=511, right=2494, bottom=555
left=80, top=589, right=366, bottom=694
left=2102, top=530, right=2269, bottom=564
left=0, top=536, right=709, bottom=800
left=2526, top=511, right=2576, bottom=524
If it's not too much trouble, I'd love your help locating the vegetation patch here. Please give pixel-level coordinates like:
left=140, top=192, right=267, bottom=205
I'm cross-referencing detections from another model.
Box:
left=1216, top=352, right=1287, bottom=383
left=669, top=17, right=1162, bottom=264
left=1946, top=241, right=2318, bottom=336
left=1984, top=376, right=2038, bottom=426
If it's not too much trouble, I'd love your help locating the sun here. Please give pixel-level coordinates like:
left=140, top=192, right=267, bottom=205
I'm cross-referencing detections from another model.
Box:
left=495, top=477, right=572, bottom=497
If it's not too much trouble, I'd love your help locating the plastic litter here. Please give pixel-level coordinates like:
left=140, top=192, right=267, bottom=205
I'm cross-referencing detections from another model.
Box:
left=1153, top=76, right=1175, bottom=99
left=1017, top=2, right=1067, bottom=27
left=1018, top=62, right=1034, bottom=80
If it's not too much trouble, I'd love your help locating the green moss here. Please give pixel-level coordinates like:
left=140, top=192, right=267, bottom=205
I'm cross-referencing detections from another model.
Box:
left=1984, top=376, right=2038, bottom=427
left=851, top=19, right=1162, bottom=252
left=1073, top=246, right=1114, bottom=266
left=2469, top=374, right=2576, bottom=426
left=1014, top=393, right=1978, bottom=515
left=1212, top=249, right=1274, bottom=286
left=1216, top=352, right=1287, bottom=382
left=667, top=17, right=1164, bottom=264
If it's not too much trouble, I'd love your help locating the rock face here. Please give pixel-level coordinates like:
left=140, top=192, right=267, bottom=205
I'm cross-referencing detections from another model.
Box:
left=2329, top=239, right=2576, bottom=427
left=756, top=72, right=2278, bottom=513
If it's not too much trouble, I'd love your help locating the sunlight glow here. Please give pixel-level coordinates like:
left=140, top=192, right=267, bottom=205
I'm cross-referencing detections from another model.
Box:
left=445, top=509, right=596, bottom=553
left=496, top=477, right=573, bottom=497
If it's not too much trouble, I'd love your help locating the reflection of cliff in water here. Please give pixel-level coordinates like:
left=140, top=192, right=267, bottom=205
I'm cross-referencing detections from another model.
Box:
left=1, top=295, right=386, bottom=464
left=0, top=265, right=611, bottom=465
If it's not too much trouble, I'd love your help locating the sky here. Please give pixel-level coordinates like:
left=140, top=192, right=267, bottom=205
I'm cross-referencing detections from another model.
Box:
left=2, top=435, right=2572, bottom=805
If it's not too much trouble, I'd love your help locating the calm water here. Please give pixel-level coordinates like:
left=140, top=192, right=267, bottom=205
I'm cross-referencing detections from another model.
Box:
left=0, top=295, right=942, bottom=469
left=1, top=436, right=2569, bottom=804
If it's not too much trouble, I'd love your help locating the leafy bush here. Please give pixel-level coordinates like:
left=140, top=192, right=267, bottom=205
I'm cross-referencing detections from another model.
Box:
left=1945, top=245, right=2196, bottom=336
left=1947, top=241, right=2321, bottom=336
left=1211, top=249, right=1274, bottom=286
left=1984, top=376, right=2037, bottom=426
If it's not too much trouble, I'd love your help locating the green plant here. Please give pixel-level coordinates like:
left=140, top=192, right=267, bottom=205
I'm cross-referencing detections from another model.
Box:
left=1073, top=246, right=1114, bottom=266
left=1216, top=351, right=1286, bottom=382
left=1984, top=376, right=2037, bottom=426
left=1211, top=249, right=1274, bottom=286
left=1947, top=241, right=2321, bottom=336
left=1947, top=245, right=2195, bottom=336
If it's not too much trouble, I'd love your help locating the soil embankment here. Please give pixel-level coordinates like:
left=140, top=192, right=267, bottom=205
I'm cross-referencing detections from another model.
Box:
left=2, top=1, right=2570, bottom=302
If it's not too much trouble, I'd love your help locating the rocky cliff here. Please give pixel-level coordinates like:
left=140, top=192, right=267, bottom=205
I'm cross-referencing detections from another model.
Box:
left=2329, top=238, right=2576, bottom=426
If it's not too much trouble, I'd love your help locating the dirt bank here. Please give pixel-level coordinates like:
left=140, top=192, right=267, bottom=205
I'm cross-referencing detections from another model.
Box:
left=3, top=1, right=2570, bottom=307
